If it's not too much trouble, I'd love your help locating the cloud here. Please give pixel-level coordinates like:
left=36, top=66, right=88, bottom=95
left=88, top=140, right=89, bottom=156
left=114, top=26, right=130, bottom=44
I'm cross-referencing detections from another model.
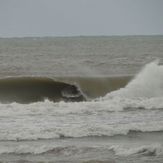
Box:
left=0, top=0, right=163, bottom=37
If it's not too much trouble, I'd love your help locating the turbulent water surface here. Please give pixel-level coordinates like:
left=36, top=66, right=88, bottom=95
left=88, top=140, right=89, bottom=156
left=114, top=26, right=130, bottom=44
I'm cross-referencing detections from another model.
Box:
left=0, top=36, right=163, bottom=163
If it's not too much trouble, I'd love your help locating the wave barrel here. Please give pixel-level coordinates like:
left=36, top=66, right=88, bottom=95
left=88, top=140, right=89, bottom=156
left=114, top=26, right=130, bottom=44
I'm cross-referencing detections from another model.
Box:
left=0, top=77, right=86, bottom=103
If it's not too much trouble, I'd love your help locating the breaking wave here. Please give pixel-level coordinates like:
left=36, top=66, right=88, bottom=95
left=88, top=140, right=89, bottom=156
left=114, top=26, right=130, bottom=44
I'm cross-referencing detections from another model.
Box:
left=110, top=144, right=163, bottom=156
left=0, top=77, right=86, bottom=103
left=104, top=60, right=163, bottom=99
left=1, top=60, right=162, bottom=104
left=0, top=61, right=163, bottom=151
left=0, top=142, right=163, bottom=157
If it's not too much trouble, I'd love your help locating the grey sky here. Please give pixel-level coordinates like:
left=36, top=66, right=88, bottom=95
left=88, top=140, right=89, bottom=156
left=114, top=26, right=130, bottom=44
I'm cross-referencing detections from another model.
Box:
left=0, top=0, right=163, bottom=37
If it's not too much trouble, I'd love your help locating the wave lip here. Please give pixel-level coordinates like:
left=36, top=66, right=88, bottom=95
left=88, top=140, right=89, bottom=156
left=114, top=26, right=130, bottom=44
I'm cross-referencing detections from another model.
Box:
left=0, top=77, right=86, bottom=103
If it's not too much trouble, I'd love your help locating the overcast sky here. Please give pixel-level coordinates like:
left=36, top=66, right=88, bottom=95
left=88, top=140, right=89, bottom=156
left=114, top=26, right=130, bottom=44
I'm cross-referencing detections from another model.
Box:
left=0, top=0, right=163, bottom=37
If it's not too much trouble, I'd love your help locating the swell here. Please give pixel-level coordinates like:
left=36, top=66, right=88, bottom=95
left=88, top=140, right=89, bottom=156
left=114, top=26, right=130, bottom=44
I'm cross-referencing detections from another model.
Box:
left=0, top=76, right=131, bottom=103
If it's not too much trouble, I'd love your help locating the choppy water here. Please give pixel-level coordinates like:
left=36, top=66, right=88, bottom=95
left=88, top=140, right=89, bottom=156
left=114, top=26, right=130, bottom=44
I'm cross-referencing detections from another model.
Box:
left=0, top=36, right=163, bottom=163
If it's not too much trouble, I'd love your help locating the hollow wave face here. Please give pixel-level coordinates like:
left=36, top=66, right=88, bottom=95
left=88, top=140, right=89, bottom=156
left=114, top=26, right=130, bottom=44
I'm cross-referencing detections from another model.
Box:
left=0, top=77, right=86, bottom=103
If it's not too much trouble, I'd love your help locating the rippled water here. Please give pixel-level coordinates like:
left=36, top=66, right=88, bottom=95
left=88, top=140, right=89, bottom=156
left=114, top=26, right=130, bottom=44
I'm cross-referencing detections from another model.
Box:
left=0, top=36, right=163, bottom=77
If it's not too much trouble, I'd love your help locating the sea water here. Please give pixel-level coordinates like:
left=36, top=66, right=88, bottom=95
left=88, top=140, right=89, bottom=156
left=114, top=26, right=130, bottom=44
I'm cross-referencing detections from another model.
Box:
left=0, top=36, right=163, bottom=163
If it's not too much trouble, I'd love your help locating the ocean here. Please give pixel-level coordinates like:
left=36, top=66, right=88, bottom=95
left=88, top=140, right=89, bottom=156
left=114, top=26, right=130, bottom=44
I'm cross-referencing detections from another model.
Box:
left=0, top=36, right=163, bottom=163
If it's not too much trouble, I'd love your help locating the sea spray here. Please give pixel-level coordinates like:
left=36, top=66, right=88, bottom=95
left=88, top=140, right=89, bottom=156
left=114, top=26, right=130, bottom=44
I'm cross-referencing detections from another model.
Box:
left=104, top=60, right=163, bottom=99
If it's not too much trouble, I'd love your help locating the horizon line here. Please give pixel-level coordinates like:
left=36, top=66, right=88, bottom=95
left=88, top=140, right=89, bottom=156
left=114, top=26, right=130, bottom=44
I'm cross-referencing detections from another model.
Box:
left=0, top=34, right=163, bottom=39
